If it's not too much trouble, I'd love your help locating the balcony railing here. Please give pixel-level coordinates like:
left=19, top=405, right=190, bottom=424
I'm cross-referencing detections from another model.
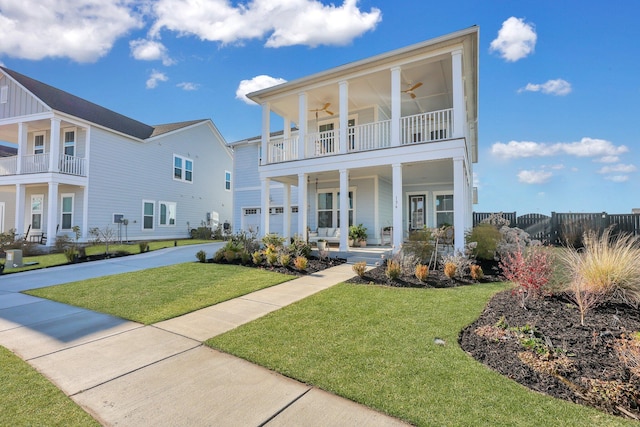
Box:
left=0, top=153, right=86, bottom=177
left=264, top=108, right=453, bottom=164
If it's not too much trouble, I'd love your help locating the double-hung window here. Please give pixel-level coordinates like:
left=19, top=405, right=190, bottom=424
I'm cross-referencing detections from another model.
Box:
left=173, top=155, right=193, bottom=183
left=225, top=171, right=231, bottom=191
left=61, top=194, right=74, bottom=229
left=159, top=201, right=176, bottom=226
left=31, top=195, right=44, bottom=230
left=142, top=200, right=155, bottom=230
left=34, top=133, right=45, bottom=155
left=63, top=130, right=75, bottom=156
left=435, top=194, right=454, bottom=227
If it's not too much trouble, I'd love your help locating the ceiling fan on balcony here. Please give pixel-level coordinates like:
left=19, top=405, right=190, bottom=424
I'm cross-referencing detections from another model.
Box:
left=402, top=82, right=423, bottom=99
left=310, top=103, right=334, bottom=118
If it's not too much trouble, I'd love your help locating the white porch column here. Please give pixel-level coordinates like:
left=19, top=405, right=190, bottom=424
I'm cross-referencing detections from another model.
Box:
left=390, top=67, right=402, bottom=147
left=17, top=122, right=27, bottom=174
left=261, top=102, right=270, bottom=166
left=453, top=157, right=465, bottom=252
left=15, top=184, right=25, bottom=237
left=283, top=183, right=291, bottom=242
left=82, top=186, right=89, bottom=242
left=392, top=163, right=403, bottom=252
left=49, top=118, right=61, bottom=172
left=46, top=182, right=59, bottom=247
left=452, top=49, right=465, bottom=139
left=298, top=92, right=307, bottom=159
left=339, top=168, right=349, bottom=251
left=297, top=173, right=308, bottom=238
left=339, top=81, right=349, bottom=154
left=260, top=178, right=270, bottom=237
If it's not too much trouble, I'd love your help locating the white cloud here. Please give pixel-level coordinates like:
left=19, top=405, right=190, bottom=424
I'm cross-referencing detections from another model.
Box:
left=146, top=70, right=168, bottom=89
left=597, top=164, right=637, bottom=174
left=605, top=175, right=630, bottom=183
left=177, top=82, right=200, bottom=91
left=596, top=156, right=620, bottom=163
left=148, top=0, right=381, bottom=48
left=130, top=39, right=175, bottom=66
left=490, top=17, right=537, bottom=62
left=492, top=138, right=628, bottom=162
left=0, top=0, right=143, bottom=62
left=519, top=79, right=572, bottom=96
left=518, top=169, right=553, bottom=184
left=236, top=75, right=287, bottom=105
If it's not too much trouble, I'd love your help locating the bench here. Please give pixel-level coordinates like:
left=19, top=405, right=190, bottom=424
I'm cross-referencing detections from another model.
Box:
left=308, top=227, right=341, bottom=245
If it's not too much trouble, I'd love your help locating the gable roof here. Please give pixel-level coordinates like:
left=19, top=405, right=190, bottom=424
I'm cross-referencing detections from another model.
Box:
left=150, top=119, right=209, bottom=137
left=1, top=66, right=157, bottom=140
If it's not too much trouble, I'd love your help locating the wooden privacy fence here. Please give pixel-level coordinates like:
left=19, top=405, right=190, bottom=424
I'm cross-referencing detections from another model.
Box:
left=473, top=211, right=640, bottom=245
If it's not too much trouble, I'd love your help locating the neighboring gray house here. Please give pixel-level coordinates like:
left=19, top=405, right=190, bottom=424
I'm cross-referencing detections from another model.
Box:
left=230, top=27, right=479, bottom=253
left=0, top=66, right=233, bottom=245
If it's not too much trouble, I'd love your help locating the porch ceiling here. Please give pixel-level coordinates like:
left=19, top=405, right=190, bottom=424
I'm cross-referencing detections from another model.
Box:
left=0, top=118, right=77, bottom=144
left=271, top=159, right=453, bottom=187
left=266, top=54, right=453, bottom=125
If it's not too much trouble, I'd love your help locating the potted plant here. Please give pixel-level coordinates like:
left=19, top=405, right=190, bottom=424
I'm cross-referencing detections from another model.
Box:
left=349, top=224, right=368, bottom=247
left=317, top=239, right=327, bottom=251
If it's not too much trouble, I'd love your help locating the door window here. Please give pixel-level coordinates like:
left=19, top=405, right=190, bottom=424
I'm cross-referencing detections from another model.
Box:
left=409, top=195, right=425, bottom=230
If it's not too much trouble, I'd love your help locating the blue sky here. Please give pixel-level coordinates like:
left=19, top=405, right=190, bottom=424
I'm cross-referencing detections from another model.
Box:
left=0, top=0, right=638, bottom=215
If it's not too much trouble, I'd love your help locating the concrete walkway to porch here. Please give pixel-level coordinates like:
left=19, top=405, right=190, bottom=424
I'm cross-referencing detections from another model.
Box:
left=0, top=244, right=408, bottom=426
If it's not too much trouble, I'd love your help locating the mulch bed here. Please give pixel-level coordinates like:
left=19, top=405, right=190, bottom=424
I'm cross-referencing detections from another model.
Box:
left=459, top=291, right=640, bottom=420
left=211, top=255, right=346, bottom=277
left=346, top=258, right=640, bottom=420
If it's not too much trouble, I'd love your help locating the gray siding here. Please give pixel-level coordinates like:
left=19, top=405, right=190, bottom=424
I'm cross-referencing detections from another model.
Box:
left=0, top=73, right=48, bottom=120
left=87, top=122, right=233, bottom=240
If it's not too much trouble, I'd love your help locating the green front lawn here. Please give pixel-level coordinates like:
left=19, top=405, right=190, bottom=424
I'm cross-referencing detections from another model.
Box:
left=0, top=346, right=99, bottom=426
left=207, top=283, right=633, bottom=426
left=4, top=239, right=213, bottom=273
left=26, top=263, right=293, bottom=324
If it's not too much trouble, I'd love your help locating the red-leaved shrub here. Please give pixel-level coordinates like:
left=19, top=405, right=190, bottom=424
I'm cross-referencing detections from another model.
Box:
left=499, top=244, right=553, bottom=308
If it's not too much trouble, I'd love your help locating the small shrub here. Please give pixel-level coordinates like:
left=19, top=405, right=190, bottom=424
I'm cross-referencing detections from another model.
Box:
left=213, top=248, right=225, bottom=262
left=138, top=241, right=149, bottom=253
left=352, top=261, right=367, bottom=277
left=195, top=249, right=207, bottom=263
left=500, top=243, right=553, bottom=309
left=63, top=246, right=77, bottom=263
left=466, top=223, right=501, bottom=261
left=293, top=256, right=308, bottom=271
left=262, top=233, right=285, bottom=249
left=231, top=230, right=261, bottom=254
left=265, top=251, right=278, bottom=266
left=470, top=264, right=484, bottom=281
left=615, top=333, right=640, bottom=378
left=403, top=228, right=434, bottom=264
left=55, top=234, right=73, bottom=252
left=480, top=212, right=511, bottom=228
left=191, top=226, right=212, bottom=240
left=496, top=227, right=533, bottom=260
left=289, top=235, right=311, bottom=258
left=240, top=251, right=251, bottom=265
left=440, top=252, right=473, bottom=279
left=278, top=253, right=291, bottom=267
left=252, top=251, right=263, bottom=265
left=415, top=264, right=429, bottom=282
left=385, top=260, right=402, bottom=280
left=443, top=262, right=456, bottom=279
left=224, top=250, right=237, bottom=262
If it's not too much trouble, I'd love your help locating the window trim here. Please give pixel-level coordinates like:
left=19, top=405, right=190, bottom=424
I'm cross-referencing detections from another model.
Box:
left=225, top=170, right=232, bottom=191
left=63, top=128, right=76, bottom=157
left=173, top=154, right=193, bottom=183
left=31, top=194, right=44, bottom=231
left=433, top=191, right=454, bottom=228
left=60, top=193, right=74, bottom=230
left=316, top=187, right=356, bottom=229
left=142, top=200, right=155, bottom=231
left=159, top=201, right=176, bottom=227
left=34, top=132, right=45, bottom=155
left=0, top=85, right=7, bottom=104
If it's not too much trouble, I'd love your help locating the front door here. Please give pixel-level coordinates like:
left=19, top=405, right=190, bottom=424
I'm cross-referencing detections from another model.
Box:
left=409, top=195, right=425, bottom=230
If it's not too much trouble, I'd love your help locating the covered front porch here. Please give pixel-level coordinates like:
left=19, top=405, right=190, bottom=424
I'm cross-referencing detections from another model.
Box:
left=258, top=152, right=473, bottom=254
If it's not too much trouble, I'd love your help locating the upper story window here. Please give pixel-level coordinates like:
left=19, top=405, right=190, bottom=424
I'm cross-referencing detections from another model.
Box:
left=1, top=85, right=8, bottom=104
left=225, top=171, right=231, bottom=191
left=174, top=155, right=193, bottom=183
left=34, top=133, right=45, bottom=155
left=63, top=129, right=75, bottom=156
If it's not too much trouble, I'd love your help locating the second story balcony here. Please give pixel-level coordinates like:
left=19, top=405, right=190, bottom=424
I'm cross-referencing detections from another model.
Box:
left=0, top=153, right=86, bottom=177
left=266, top=109, right=453, bottom=164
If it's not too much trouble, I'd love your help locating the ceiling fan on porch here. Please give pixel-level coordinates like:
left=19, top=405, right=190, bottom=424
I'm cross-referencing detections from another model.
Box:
left=402, top=82, right=423, bottom=99
left=310, top=102, right=334, bottom=117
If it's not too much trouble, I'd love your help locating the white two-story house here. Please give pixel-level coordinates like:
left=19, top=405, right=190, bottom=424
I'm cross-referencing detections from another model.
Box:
left=0, top=67, right=233, bottom=246
left=231, top=27, right=478, bottom=253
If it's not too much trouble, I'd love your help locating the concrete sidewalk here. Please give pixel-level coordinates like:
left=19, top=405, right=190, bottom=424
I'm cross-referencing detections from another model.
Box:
left=0, top=254, right=409, bottom=426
